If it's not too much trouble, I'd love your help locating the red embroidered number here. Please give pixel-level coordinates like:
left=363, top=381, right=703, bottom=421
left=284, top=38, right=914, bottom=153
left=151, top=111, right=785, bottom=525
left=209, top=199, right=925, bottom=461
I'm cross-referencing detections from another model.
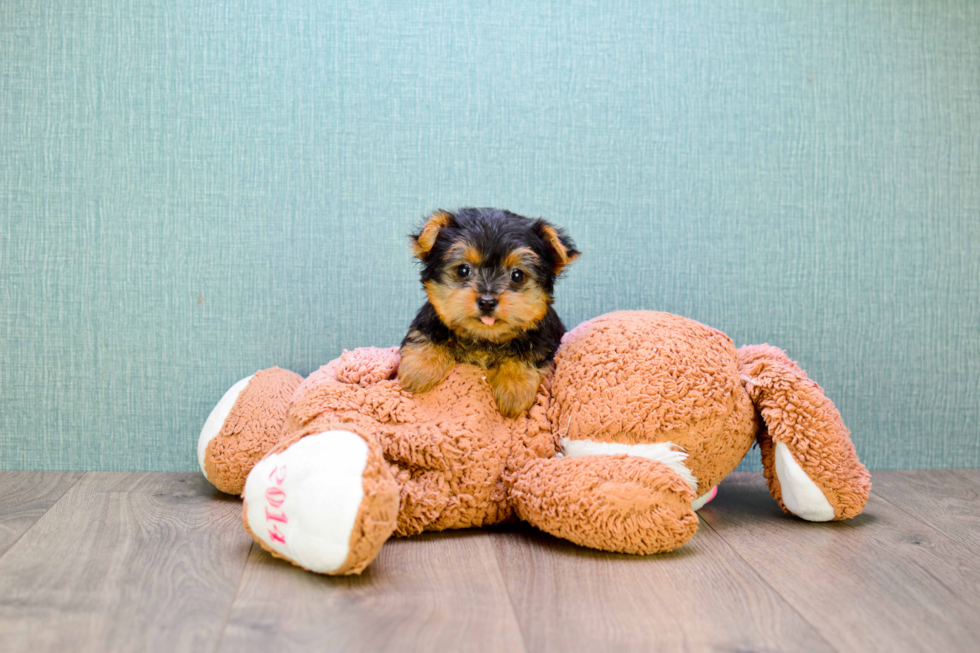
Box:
left=264, top=464, right=288, bottom=544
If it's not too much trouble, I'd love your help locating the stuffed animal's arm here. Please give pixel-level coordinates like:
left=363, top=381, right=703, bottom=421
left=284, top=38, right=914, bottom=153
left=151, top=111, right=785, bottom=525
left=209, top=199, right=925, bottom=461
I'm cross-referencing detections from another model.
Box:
left=510, top=454, right=699, bottom=554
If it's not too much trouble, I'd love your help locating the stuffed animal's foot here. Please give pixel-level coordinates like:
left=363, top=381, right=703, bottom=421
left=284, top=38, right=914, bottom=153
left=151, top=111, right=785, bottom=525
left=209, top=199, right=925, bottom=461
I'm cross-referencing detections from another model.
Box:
left=739, top=344, right=871, bottom=521
left=242, top=425, right=399, bottom=575
left=512, top=455, right=699, bottom=554
left=198, top=367, right=304, bottom=495
left=691, top=485, right=718, bottom=511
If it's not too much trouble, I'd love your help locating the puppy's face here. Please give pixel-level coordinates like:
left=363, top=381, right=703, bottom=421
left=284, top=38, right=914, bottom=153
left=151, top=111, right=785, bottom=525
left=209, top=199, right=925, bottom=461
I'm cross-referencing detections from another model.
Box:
left=411, top=208, right=579, bottom=343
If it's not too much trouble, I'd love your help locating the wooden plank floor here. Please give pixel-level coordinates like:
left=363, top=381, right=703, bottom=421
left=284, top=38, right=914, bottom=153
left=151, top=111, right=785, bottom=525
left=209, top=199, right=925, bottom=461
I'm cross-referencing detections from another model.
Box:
left=0, top=470, right=977, bottom=652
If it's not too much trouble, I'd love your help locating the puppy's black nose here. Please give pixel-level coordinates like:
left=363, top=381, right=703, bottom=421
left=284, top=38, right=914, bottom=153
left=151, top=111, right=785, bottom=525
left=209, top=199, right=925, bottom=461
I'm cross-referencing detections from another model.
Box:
left=477, top=295, right=498, bottom=314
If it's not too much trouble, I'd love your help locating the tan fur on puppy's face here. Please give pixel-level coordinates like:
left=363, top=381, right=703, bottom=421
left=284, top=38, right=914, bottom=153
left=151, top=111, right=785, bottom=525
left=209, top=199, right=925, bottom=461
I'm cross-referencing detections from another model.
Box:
left=447, top=242, right=483, bottom=267
left=426, top=280, right=549, bottom=343
left=497, top=286, right=549, bottom=331
left=425, top=281, right=476, bottom=329
left=424, top=237, right=551, bottom=343
left=503, top=247, right=540, bottom=270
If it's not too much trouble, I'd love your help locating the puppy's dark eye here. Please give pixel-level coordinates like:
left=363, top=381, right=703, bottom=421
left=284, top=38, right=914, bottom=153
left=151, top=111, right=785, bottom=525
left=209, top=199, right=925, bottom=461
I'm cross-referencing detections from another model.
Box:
left=457, top=264, right=471, bottom=278
left=510, top=269, right=525, bottom=284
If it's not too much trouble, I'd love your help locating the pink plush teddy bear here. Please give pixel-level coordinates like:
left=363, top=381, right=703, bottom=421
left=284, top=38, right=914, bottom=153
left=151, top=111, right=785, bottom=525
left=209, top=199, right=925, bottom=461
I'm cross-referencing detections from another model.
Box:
left=198, top=311, right=870, bottom=575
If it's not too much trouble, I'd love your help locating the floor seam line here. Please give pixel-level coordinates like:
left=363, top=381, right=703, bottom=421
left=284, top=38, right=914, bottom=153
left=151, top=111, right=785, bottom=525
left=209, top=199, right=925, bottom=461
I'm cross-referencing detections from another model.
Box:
left=871, top=490, right=980, bottom=556
left=951, top=468, right=980, bottom=489
left=699, top=506, right=842, bottom=653
left=0, top=471, right=87, bottom=567
left=490, top=535, right=533, bottom=653
left=212, top=540, right=255, bottom=653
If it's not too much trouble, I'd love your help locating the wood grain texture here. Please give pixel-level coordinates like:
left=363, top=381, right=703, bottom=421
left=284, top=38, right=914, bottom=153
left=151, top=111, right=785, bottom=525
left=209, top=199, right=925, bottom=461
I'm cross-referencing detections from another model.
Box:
left=490, top=522, right=833, bottom=652
left=0, top=473, right=253, bottom=653
left=871, top=469, right=980, bottom=555
left=953, top=468, right=980, bottom=486
left=219, top=530, right=526, bottom=653
left=700, top=471, right=980, bottom=652
left=0, top=471, right=83, bottom=557
left=3, top=471, right=980, bottom=652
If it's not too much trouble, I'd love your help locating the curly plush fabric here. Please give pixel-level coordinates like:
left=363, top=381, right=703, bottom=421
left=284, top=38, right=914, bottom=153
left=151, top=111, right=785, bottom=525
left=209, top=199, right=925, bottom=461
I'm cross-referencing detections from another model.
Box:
left=551, top=311, right=759, bottom=493
left=204, top=367, right=303, bottom=495
left=512, top=454, right=699, bottom=554
left=242, top=423, right=400, bottom=574
left=334, top=347, right=401, bottom=386
left=281, top=348, right=555, bottom=536
left=738, top=344, right=871, bottom=519
left=199, top=310, right=870, bottom=574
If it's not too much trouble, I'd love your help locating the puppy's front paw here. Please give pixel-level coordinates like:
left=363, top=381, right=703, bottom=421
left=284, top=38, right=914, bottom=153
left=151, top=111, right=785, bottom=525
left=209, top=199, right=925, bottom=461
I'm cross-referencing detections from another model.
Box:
left=490, top=360, right=543, bottom=418
left=397, top=341, right=454, bottom=393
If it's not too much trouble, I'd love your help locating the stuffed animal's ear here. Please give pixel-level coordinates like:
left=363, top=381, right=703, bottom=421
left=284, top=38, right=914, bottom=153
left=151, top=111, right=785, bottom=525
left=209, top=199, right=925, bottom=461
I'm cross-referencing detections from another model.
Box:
left=534, top=220, right=580, bottom=274
left=411, top=210, right=455, bottom=260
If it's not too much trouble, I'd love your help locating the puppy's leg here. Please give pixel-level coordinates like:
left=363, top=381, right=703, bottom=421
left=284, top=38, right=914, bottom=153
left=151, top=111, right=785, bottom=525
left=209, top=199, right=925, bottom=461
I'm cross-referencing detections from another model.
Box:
left=489, top=358, right=544, bottom=418
left=398, top=336, right=455, bottom=393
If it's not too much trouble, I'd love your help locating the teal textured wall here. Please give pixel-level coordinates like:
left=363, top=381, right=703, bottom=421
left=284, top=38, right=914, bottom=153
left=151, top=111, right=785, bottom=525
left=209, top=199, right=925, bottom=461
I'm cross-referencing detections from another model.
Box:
left=2, top=1, right=978, bottom=472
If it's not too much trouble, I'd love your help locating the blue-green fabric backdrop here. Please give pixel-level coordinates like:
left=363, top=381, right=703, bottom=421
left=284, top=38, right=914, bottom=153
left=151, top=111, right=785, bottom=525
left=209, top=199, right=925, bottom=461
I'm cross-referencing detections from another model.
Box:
left=2, top=0, right=978, bottom=472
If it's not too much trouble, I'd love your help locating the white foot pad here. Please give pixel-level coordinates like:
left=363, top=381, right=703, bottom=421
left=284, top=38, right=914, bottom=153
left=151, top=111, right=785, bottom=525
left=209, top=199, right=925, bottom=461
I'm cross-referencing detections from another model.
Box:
left=774, top=441, right=835, bottom=522
left=244, top=431, right=369, bottom=573
left=198, top=375, right=254, bottom=474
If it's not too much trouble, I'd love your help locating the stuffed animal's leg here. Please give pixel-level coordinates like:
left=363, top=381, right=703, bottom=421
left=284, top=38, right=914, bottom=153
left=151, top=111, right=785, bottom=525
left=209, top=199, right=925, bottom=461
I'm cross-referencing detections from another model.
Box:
left=511, top=455, right=699, bottom=554
left=739, top=344, right=871, bottom=521
left=242, top=423, right=400, bottom=575
left=199, top=367, right=304, bottom=495
left=200, top=348, right=400, bottom=495
left=239, top=419, right=459, bottom=573
left=389, top=469, right=457, bottom=536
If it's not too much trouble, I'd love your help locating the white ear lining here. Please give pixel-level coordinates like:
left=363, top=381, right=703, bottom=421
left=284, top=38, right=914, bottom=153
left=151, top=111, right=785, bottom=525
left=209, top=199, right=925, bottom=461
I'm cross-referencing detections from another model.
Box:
left=773, top=441, right=836, bottom=522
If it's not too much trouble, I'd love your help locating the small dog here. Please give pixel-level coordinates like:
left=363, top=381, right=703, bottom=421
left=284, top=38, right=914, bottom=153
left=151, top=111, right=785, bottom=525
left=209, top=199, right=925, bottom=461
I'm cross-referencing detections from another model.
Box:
left=398, top=207, right=579, bottom=417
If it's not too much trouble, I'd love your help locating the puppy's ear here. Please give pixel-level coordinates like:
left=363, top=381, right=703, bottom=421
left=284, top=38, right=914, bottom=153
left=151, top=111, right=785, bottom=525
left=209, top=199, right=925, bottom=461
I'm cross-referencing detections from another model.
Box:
left=411, top=210, right=455, bottom=260
left=533, top=220, right=580, bottom=274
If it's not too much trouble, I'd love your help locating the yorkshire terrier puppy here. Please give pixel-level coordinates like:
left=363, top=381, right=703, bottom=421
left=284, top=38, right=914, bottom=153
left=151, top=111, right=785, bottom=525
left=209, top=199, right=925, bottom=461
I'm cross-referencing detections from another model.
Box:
left=398, top=207, right=579, bottom=417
